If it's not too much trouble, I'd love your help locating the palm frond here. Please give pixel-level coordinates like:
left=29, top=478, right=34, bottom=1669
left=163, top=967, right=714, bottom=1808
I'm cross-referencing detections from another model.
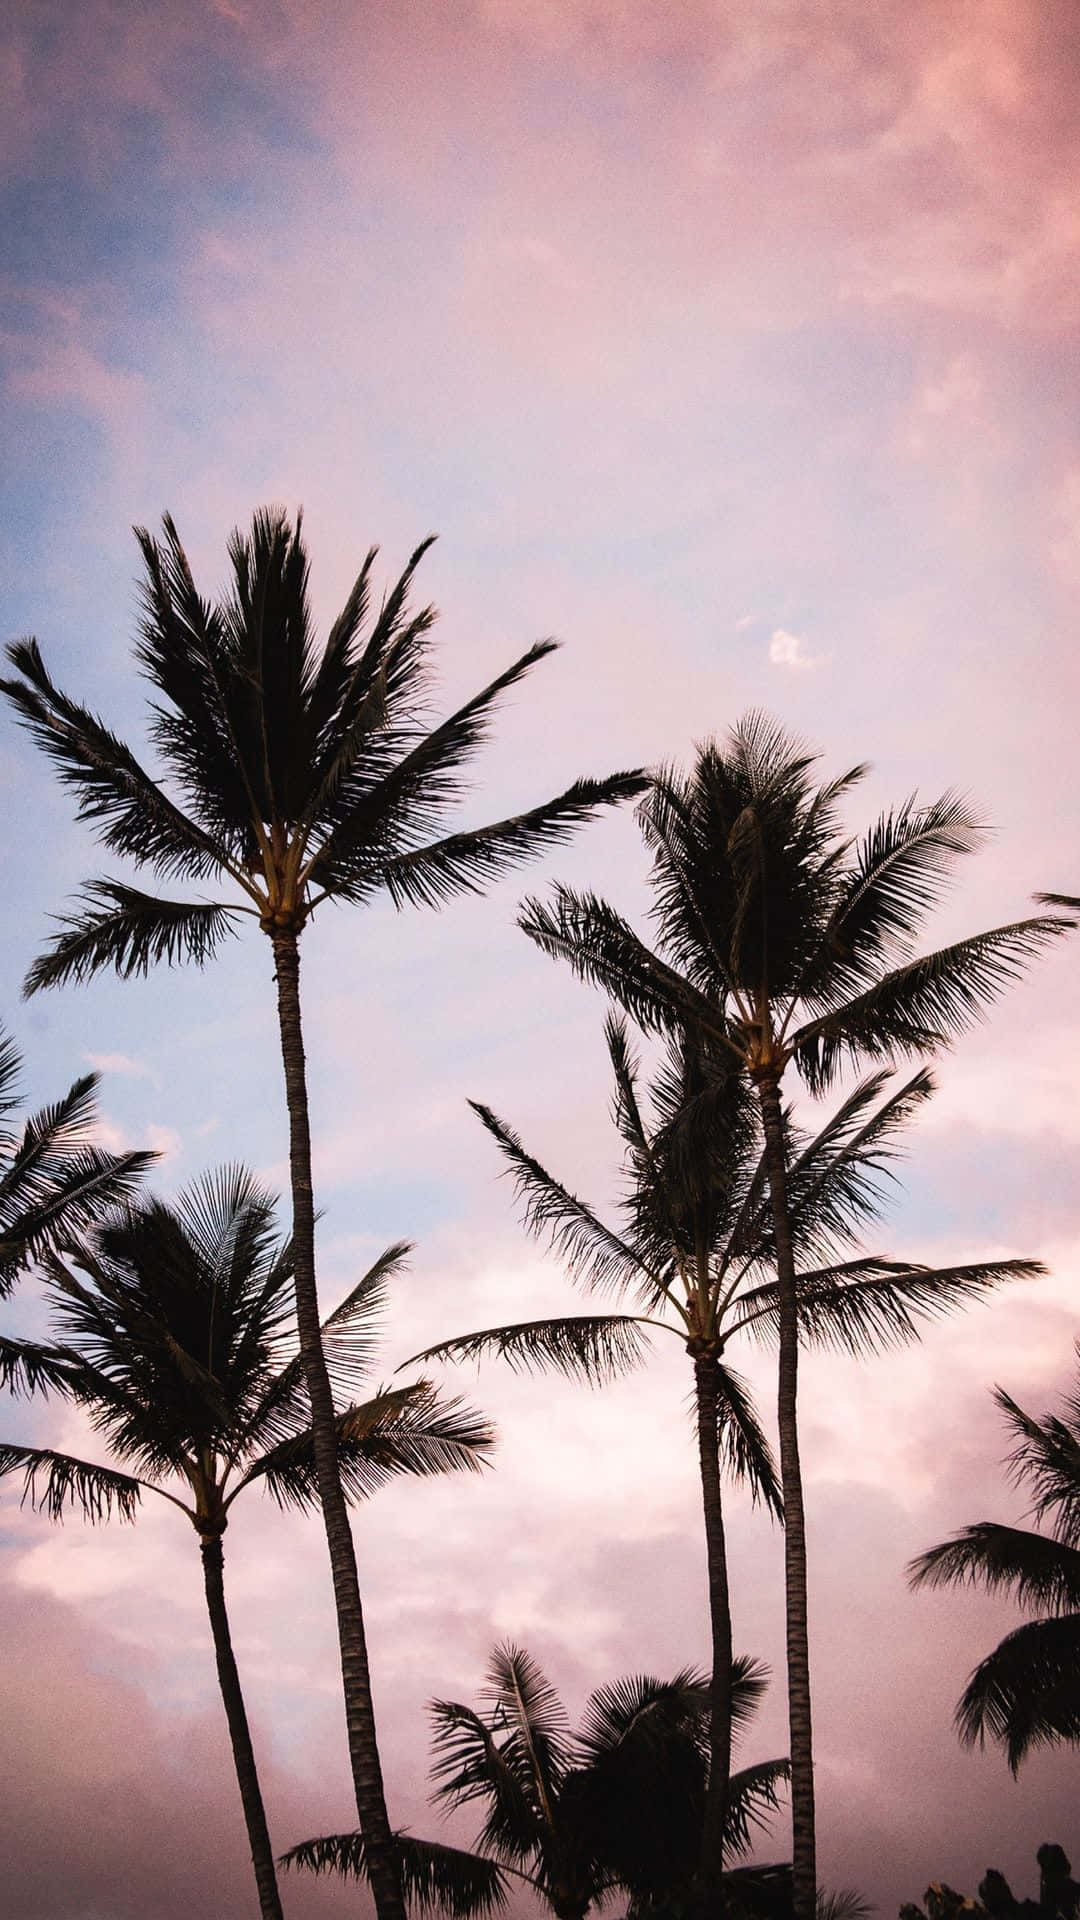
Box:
left=994, top=1386, right=1080, bottom=1546
left=0, top=1335, right=80, bottom=1398
left=470, top=1101, right=653, bottom=1298
left=908, top=1524, right=1080, bottom=1614
left=715, top=1366, right=784, bottom=1519
left=575, top=1668, right=709, bottom=1767
left=519, top=887, right=728, bottom=1044
left=24, top=881, right=241, bottom=994
left=724, top=1758, right=790, bottom=1858
left=357, top=774, right=649, bottom=911
left=954, top=1613, right=1080, bottom=1771
left=1, top=638, right=231, bottom=882
left=780, top=1068, right=936, bottom=1261
left=794, top=916, right=1073, bottom=1091
left=240, top=1382, right=494, bottom=1510
left=0, top=1441, right=143, bottom=1521
left=732, top=1257, right=1040, bottom=1355
left=403, top=1314, right=653, bottom=1386
left=429, top=1696, right=546, bottom=1857
left=281, top=1829, right=510, bottom=1916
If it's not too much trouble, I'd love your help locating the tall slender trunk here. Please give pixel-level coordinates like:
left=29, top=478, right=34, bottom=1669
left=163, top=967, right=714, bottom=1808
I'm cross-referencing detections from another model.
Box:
left=754, top=1069, right=816, bottom=1920
left=693, top=1350, right=733, bottom=1918
left=271, top=929, right=405, bottom=1920
left=199, top=1532, right=284, bottom=1920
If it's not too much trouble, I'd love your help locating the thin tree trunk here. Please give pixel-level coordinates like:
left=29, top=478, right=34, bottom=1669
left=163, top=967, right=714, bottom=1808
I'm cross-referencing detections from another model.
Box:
left=199, top=1532, right=284, bottom=1920
left=271, top=929, right=405, bottom=1920
left=754, top=1068, right=816, bottom=1920
left=693, top=1350, right=733, bottom=1918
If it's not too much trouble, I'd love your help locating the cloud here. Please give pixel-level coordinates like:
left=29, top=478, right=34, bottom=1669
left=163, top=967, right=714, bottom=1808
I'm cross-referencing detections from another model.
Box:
left=769, top=627, right=831, bottom=671
left=84, top=1050, right=149, bottom=1077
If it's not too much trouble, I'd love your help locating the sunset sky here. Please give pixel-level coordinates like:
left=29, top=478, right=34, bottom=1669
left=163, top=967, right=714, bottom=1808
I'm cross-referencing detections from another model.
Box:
left=3, top=3, right=1080, bottom=1915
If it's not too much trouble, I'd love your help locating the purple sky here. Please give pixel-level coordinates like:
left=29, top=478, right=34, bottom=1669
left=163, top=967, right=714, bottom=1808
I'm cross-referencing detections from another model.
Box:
left=2, top=2, right=1080, bottom=1914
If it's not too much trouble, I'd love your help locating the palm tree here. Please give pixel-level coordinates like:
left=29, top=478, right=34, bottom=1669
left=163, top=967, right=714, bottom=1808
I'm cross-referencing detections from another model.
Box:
left=0, top=1167, right=494, bottom=1920
left=405, top=1020, right=1039, bottom=1913
left=909, top=1365, right=1080, bottom=1770
left=0, top=1023, right=152, bottom=1297
left=284, top=1641, right=789, bottom=1920
left=513, top=715, right=1073, bottom=1919
left=0, top=507, right=645, bottom=1920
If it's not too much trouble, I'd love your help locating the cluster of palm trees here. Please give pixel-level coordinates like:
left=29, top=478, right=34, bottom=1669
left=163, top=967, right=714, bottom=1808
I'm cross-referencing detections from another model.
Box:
left=0, top=508, right=1074, bottom=1920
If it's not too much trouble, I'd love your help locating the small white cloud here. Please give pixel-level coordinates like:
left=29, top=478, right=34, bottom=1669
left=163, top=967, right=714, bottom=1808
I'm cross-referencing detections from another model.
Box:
left=147, top=1125, right=183, bottom=1165
left=84, top=1051, right=148, bottom=1078
left=768, top=628, right=831, bottom=671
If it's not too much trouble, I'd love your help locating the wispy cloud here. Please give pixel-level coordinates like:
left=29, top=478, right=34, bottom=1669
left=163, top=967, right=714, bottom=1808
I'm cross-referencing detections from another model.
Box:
left=768, top=627, right=831, bottom=671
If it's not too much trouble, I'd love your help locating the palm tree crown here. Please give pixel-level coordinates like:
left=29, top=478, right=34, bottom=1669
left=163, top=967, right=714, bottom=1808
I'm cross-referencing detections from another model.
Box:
left=0, top=1165, right=494, bottom=1530
left=286, top=1641, right=788, bottom=1920
left=909, top=1365, right=1080, bottom=1772
left=2, top=509, right=645, bottom=981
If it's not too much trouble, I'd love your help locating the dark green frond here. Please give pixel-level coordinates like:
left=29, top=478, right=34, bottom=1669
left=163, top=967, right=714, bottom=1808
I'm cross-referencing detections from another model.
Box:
left=714, top=1366, right=784, bottom=1519
left=575, top=1668, right=709, bottom=1768
left=519, top=887, right=728, bottom=1043
left=724, top=1758, right=790, bottom=1858
left=993, top=1385, right=1080, bottom=1546
left=470, top=1101, right=653, bottom=1298
left=241, top=1382, right=494, bottom=1510
left=954, top=1613, right=1080, bottom=1771
left=794, top=916, right=1073, bottom=1091
left=0, top=1335, right=80, bottom=1398
left=24, top=882, right=241, bottom=994
left=353, top=773, right=649, bottom=911
left=404, top=1314, right=653, bottom=1385
left=908, top=1524, right=1080, bottom=1614
left=0, top=1441, right=142, bottom=1522
left=733, top=1257, right=1040, bottom=1356
left=282, top=1829, right=510, bottom=1916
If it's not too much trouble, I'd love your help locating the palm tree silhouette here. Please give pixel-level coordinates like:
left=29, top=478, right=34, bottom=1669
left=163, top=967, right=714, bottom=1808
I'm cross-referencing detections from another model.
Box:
left=407, top=1020, right=1039, bottom=1909
left=0, top=1024, right=151, bottom=1298
left=285, top=1641, right=788, bottom=1920
left=910, top=1365, right=1080, bottom=1770
left=0, top=1167, right=494, bottom=1919
left=514, top=715, right=1072, bottom=1917
left=0, top=507, right=645, bottom=1920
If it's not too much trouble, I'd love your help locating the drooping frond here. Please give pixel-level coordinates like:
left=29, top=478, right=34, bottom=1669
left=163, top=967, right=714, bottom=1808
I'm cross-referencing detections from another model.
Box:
left=239, top=1383, right=494, bottom=1510
left=780, top=1067, right=936, bottom=1261
left=0, top=1335, right=80, bottom=1398
left=724, top=1758, right=790, bottom=1858
left=281, top=1829, right=511, bottom=1917
left=519, top=887, right=727, bottom=1043
left=1, top=638, right=232, bottom=882
left=429, top=1697, right=546, bottom=1860
left=908, top=1524, right=1080, bottom=1615
left=0, top=1441, right=143, bottom=1522
left=715, top=1366, right=784, bottom=1519
left=816, top=1887, right=873, bottom=1920
left=793, top=915, right=1074, bottom=1091
left=470, top=1101, right=653, bottom=1298
left=954, top=1614, right=1080, bottom=1771
left=24, top=881, right=241, bottom=994
left=404, top=1314, right=654, bottom=1386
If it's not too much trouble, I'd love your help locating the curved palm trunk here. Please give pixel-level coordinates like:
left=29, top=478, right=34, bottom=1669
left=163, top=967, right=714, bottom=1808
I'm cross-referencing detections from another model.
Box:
left=754, top=1070, right=816, bottom=1920
left=271, top=930, right=405, bottom=1920
left=693, top=1351, right=733, bottom=1919
left=199, top=1533, right=284, bottom=1920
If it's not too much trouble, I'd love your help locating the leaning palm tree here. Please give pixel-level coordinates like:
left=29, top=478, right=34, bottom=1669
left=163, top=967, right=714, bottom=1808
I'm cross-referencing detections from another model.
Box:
left=0, top=507, right=645, bottom=1920
left=909, top=1365, right=1080, bottom=1770
left=515, top=715, right=1073, bottom=1919
left=0, top=1167, right=494, bottom=1920
left=407, top=1020, right=1039, bottom=1912
left=0, top=1023, right=151, bottom=1295
left=285, top=1641, right=788, bottom=1920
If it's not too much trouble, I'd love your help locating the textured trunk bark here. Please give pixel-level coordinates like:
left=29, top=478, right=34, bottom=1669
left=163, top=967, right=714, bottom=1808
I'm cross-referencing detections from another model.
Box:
left=271, top=930, right=405, bottom=1920
left=693, top=1351, right=733, bottom=1919
left=755, top=1069, right=816, bottom=1920
left=199, top=1533, right=284, bottom=1920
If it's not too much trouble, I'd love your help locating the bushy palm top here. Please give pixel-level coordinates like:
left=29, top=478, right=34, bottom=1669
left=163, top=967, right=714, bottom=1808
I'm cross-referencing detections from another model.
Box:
left=286, top=1642, right=788, bottom=1919
left=1, top=510, right=645, bottom=980
left=519, top=714, right=1070, bottom=1088
left=910, top=1367, right=1080, bottom=1771
left=0, top=1167, right=494, bottom=1529
left=0, top=1026, right=151, bottom=1295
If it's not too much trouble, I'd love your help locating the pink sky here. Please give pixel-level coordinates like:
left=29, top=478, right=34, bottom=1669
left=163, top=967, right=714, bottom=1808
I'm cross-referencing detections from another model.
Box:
left=2, top=2, right=1080, bottom=1914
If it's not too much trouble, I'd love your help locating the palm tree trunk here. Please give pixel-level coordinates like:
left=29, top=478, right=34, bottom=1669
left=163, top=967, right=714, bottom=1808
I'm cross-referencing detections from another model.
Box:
left=754, top=1068, right=816, bottom=1920
left=271, top=929, right=405, bottom=1920
left=199, top=1532, right=284, bottom=1920
left=693, top=1350, right=733, bottom=1917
